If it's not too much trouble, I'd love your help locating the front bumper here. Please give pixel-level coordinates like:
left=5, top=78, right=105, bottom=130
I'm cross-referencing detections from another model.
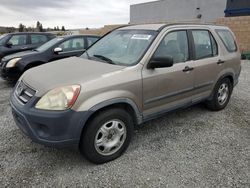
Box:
left=0, top=61, right=21, bottom=80
left=10, top=91, right=90, bottom=148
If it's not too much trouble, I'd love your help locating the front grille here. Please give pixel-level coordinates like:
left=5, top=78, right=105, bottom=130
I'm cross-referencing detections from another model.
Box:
left=15, top=81, right=36, bottom=104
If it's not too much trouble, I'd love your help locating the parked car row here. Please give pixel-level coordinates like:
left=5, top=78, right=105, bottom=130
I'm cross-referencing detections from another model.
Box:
left=0, top=33, right=100, bottom=80
left=0, top=32, right=56, bottom=61
left=3, top=24, right=242, bottom=164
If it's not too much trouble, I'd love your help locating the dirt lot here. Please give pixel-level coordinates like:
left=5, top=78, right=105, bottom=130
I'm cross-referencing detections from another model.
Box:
left=0, top=61, right=249, bottom=187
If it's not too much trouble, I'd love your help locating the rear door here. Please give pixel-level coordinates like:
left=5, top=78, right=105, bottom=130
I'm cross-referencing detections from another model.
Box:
left=29, top=34, right=49, bottom=49
left=142, top=29, right=195, bottom=118
left=190, top=29, right=223, bottom=102
left=50, top=37, right=86, bottom=61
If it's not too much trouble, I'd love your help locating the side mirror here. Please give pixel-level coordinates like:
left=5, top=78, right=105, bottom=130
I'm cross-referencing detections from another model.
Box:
left=6, top=42, right=13, bottom=48
left=147, top=55, right=174, bottom=69
left=54, top=47, right=63, bottom=54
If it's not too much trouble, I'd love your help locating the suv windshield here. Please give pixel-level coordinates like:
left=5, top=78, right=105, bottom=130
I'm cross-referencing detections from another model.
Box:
left=36, top=37, right=64, bottom=52
left=81, top=30, right=158, bottom=66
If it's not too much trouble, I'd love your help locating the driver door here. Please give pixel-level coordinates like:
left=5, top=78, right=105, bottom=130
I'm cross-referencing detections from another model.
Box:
left=50, top=37, right=86, bottom=61
left=5, top=34, right=29, bottom=55
left=142, top=30, right=195, bottom=118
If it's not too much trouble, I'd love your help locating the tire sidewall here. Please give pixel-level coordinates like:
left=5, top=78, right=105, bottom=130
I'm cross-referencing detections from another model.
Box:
left=213, top=78, right=233, bottom=110
left=80, top=108, right=133, bottom=164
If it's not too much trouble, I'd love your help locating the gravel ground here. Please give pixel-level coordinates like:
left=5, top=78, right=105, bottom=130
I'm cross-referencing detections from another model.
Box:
left=0, top=61, right=249, bottom=187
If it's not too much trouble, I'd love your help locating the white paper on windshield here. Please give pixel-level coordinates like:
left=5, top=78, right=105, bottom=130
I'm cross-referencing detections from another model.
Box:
left=131, top=34, right=151, bottom=40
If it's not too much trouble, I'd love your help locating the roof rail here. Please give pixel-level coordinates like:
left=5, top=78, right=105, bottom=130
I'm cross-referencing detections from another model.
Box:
left=157, top=22, right=218, bottom=31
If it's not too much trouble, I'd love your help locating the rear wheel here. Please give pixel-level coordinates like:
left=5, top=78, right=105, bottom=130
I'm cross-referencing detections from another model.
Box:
left=80, top=108, right=134, bottom=164
left=206, top=78, right=233, bottom=111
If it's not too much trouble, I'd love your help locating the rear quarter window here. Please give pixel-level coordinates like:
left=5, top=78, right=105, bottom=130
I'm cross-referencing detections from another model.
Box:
left=216, top=29, right=237, bottom=52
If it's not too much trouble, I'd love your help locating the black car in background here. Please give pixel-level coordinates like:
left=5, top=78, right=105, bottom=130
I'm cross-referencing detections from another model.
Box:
left=0, top=32, right=56, bottom=61
left=0, top=35, right=100, bottom=80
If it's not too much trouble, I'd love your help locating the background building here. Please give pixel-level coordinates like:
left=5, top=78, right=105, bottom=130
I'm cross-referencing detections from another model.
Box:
left=225, top=0, right=250, bottom=17
left=130, top=0, right=250, bottom=24
left=129, top=0, right=250, bottom=54
left=130, top=0, right=227, bottom=24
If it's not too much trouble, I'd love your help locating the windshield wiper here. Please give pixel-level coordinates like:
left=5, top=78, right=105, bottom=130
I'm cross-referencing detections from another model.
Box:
left=93, top=54, right=115, bottom=64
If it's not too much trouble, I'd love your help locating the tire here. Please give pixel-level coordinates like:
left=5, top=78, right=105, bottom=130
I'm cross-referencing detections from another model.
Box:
left=80, top=108, right=134, bottom=164
left=206, top=78, right=233, bottom=111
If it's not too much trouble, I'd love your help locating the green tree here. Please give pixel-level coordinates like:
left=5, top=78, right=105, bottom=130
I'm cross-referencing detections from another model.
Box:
left=39, top=24, right=43, bottom=32
left=36, top=21, right=43, bottom=32
left=36, top=21, right=40, bottom=29
left=61, top=26, right=65, bottom=31
left=18, top=23, right=25, bottom=32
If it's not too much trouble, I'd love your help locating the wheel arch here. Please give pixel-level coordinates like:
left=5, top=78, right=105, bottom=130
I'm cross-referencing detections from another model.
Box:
left=217, top=73, right=234, bottom=86
left=23, top=61, right=46, bottom=71
left=77, top=99, right=143, bottom=144
left=208, top=73, right=234, bottom=100
left=88, top=98, right=142, bottom=125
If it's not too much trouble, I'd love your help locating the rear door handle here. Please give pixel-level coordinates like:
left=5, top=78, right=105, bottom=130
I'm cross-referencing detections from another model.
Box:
left=217, top=60, right=225, bottom=65
left=183, top=66, right=194, bottom=72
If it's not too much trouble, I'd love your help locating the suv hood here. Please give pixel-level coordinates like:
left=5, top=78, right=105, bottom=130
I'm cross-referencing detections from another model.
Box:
left=22, top=57, right=126, bottom=96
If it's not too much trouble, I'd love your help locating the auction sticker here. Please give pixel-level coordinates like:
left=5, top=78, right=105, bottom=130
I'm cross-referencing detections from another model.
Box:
left=131, top=34, right=152, bottom=40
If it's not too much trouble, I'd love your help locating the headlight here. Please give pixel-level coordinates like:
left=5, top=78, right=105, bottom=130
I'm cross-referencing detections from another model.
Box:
left=35, top=85, right=81, bottom=110
left=6, top=58, right=22, bottom=68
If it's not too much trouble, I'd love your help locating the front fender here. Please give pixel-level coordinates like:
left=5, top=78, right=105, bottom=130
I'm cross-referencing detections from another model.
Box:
left=17, top=60, right=46, bottom=72
left=73, top=90, right=143, bottom=124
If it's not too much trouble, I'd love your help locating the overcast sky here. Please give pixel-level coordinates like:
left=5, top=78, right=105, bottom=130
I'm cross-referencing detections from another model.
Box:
left=0, top=0, right=154, bottom=29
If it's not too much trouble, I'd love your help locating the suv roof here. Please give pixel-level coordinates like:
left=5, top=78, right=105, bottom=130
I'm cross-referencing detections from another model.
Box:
left=59, top=34, right=100, bottom=39
left=7, top=32, right=55, bottom=35
left=119, top=23, right=228, bottom=31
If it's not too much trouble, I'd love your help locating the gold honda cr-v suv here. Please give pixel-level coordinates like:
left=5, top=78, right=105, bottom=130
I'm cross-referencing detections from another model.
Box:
left=10, top=23, right=241, bottom=164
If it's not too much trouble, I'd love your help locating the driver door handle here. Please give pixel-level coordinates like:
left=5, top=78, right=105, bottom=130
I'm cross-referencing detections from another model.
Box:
left=183, top=66, right=194, bottom=72
left=217, top=59, right=225, bottom=65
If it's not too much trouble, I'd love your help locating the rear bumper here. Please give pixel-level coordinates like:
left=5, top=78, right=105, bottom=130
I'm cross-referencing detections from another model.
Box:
left=10, top=92, right=90, bottom=148
left=234, top=65, right=241, bottom=87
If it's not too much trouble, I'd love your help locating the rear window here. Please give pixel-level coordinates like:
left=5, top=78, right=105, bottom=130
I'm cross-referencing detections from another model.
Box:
left=216, top=29, right=237, bottom=52
left=31, top=34, right=48, bottom=44
left=192, top=30, right=218, bottom=60
left=87, top=37, right=99, bottom=47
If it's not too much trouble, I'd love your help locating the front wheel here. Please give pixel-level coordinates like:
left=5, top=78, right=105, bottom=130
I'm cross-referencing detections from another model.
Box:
left=206, top=78, right=233, bottom=111
left=80, top=108, right=134, bottom=164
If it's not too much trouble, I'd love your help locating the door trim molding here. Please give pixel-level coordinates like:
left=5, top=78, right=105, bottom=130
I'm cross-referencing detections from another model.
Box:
left=144, top=81, right=213, bottom=105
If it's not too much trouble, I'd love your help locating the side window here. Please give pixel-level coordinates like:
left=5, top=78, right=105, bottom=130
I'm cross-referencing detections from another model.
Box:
left=192, top=30, right=217, bottom=60
left=216, top=30, right=237, bottom=52
left=72, top=38, right=85, bottom=50
left=8, top=35, right=27, bottom=46
left=154, top=31, right=189, bottom=64
left=59, top=38, right=85, bottom=52
left=31, top=35, right=48, bottom=44
left=87, top=37, right=99, bottom=47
